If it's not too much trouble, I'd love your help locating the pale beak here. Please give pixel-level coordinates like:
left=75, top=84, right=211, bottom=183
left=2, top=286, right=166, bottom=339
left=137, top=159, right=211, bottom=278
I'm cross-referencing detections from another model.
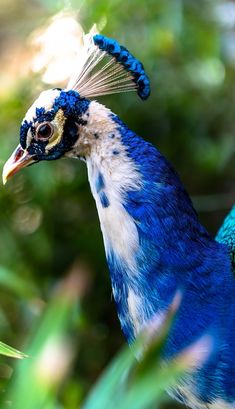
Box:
left=2, top=144, right=36, bottom=185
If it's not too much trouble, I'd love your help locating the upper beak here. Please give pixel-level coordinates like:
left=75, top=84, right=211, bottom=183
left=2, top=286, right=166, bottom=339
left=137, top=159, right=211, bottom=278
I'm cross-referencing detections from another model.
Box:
left=2, top=144, right=36, bottom=185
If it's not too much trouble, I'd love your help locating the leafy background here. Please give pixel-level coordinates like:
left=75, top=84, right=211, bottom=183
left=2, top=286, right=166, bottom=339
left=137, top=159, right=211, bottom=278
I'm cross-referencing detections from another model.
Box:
left=0, top=0, right=234, bottom=407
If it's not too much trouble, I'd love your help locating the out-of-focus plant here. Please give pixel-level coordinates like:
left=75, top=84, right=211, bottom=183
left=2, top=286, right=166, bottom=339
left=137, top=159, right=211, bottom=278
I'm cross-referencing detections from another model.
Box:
left=83, top=293, right=210, bottom=409
left=0, top=288, right=210, bottom=409
left=1, top=269, right=83, bottom=409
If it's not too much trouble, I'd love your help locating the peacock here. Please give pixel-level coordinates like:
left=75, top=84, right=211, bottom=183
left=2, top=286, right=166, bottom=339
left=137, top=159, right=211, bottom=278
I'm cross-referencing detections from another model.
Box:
left=2, top=31, right=235, bottom=409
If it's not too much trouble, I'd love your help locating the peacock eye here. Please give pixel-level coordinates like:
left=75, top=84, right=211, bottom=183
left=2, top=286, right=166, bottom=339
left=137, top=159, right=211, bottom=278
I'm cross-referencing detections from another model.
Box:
left=36, top=122, right=54, bottom=140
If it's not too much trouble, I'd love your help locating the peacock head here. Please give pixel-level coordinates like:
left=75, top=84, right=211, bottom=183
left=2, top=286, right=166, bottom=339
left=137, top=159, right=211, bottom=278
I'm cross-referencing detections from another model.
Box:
left=2, top=89, right=90, bottom=183
left=3, top=32, right=150, bottom=184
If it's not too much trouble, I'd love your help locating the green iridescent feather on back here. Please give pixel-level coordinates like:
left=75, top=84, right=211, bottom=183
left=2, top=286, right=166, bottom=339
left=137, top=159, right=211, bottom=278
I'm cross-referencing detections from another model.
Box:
left=216, top=206, right=235, bottom=273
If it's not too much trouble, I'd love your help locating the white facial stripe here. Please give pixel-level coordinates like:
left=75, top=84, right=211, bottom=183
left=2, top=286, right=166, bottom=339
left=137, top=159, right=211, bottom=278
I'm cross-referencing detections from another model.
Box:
left=24, top=89, right=61, bottom=124
left=26, top=129, right=33, bottom=148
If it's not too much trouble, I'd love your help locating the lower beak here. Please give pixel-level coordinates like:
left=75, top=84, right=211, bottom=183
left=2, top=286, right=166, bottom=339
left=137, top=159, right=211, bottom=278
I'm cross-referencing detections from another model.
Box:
left=2, top=145, right=36, bottom=185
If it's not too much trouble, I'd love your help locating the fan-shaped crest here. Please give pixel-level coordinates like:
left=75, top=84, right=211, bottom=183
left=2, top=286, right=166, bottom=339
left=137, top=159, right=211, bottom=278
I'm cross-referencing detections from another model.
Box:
left=66, top=27, right=150, bottom=100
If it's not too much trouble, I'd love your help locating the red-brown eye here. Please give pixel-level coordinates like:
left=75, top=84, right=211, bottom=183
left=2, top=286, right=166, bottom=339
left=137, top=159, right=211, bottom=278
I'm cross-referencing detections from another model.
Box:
left=36, top=122, right=54, bottom=140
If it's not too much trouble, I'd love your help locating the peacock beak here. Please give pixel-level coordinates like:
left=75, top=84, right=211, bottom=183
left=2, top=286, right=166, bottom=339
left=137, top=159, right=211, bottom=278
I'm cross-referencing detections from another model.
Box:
left=2, top=144, right=36, bottom=185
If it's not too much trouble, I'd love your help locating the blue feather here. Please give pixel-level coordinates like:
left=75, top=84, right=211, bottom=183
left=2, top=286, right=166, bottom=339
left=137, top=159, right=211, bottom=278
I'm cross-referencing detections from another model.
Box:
left=95, top=172, right=105, bottom=193
left=99, top=191, right=110, bottom=208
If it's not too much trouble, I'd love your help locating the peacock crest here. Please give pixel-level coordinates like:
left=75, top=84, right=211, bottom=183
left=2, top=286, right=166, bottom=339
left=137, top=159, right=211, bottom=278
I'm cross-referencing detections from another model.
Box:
left=66, top=27, right=150, bottom=100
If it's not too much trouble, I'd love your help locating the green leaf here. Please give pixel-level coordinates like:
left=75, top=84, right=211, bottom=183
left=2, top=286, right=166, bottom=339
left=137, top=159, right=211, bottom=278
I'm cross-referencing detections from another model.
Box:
left=0, top=341, right=27, bottom=359
left=0, top=266, right=36, bottom=297
left=83, top=294, right=181, bottom=409
left=7, top=272, right=80, bottom=409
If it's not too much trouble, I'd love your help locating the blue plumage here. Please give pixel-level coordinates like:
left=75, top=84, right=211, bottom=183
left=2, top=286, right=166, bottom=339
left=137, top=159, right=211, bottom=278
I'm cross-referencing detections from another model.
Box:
left=105, top=115, right=235, bottom=405
left=3, top=32, right=235, bottom=409
left=53, top=90, right=89, bottom=117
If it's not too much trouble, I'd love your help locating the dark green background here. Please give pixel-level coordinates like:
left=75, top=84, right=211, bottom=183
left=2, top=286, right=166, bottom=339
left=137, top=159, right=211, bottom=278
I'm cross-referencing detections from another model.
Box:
left=0, top=0, right=234, bottom=407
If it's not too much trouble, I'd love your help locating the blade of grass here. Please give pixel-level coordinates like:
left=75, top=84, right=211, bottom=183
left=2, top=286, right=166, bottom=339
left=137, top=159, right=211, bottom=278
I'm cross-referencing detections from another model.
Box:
left=0, top=341, right=27, bottom=359
left=5, top=271, right=81, bottom=409
left=118, top=336, right=211, bottom=409
left=83, top=292, right=211, bottom=409
left=83, top=294, right=181, bottom=409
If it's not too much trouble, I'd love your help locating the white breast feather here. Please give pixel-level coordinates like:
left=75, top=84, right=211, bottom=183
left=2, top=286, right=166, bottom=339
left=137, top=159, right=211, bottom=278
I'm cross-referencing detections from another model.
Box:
left=127, top=289, right=143, bottom=335
left=171, top=384, right=235, bottom=409
left=86, top=101, right=141, bottom=273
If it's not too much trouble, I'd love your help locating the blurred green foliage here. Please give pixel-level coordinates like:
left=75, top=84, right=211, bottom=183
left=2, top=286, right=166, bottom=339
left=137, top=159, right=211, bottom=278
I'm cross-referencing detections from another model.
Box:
left=0, top=0, right=234, bottom=408
left=0, top=278, right=200, bottom=409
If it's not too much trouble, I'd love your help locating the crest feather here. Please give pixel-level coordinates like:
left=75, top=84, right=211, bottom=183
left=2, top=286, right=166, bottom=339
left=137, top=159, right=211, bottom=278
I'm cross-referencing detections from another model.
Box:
left=66, top=28, right=150, bottom=100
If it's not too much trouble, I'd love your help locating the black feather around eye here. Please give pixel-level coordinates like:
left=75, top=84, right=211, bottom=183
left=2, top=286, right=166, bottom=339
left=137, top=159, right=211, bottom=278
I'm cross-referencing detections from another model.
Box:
left=62, top=118, right=79, bottom=149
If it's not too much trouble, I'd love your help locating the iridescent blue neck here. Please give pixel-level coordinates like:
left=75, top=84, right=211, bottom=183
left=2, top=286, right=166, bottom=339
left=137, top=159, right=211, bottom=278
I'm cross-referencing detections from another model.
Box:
left=85, top=106, right=233, bottom=346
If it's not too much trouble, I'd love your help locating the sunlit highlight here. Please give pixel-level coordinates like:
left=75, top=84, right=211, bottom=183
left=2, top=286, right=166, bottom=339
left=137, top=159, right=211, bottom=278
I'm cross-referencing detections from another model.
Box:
left=31, top=12, right=84, bottom=85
